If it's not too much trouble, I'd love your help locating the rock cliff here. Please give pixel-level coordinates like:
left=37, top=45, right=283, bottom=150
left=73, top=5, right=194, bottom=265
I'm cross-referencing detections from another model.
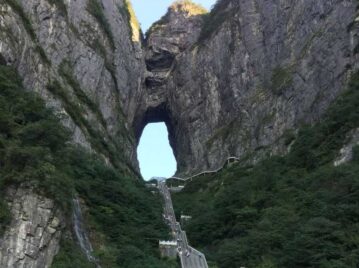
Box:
left=138, top=0, right=359, bottom=175
left=0, top=184, right=64, bottom=268
left=0, top=0, right=359, bottom=266
left=0, top=0, right=144, bottom=266
left=0, top=0, right=144, bottom=174
left=1, top=0, right=358, bottom=180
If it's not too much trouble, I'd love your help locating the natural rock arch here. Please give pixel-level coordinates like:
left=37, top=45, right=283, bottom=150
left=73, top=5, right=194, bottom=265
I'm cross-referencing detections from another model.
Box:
left=133, top=102, right=178, bottom=163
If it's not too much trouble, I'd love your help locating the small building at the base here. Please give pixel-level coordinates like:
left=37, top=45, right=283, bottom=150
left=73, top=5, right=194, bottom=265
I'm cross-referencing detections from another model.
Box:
left=159, top=240, right=178, bottom=258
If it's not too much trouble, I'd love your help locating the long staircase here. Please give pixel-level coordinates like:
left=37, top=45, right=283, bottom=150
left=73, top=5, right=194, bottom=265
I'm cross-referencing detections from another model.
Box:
left=158, top=181, right=208, bottom=268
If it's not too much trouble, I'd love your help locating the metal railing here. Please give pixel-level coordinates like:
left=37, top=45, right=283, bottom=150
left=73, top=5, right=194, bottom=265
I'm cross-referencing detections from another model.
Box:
left=168, top=156, right=240, bottom=182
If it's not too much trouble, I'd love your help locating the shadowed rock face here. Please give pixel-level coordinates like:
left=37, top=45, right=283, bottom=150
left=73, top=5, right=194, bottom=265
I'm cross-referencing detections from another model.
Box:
left=136, top=0, right=359, bottom=175
left=4, top=0, right=356, bottom=177
left=133, top=1, right=206, bottom=173
left=0, top=0, right=144, bottom=174
left=146, top=50, right=175, bottom=72
left=0, top=0, right=143, bottom=266
left=0, top=185, right=64, bottom=268
left=0, top=0, right=358, bottom=175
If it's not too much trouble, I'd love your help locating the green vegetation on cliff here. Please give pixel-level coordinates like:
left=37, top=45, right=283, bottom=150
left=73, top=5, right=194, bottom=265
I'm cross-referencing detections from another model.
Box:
left=270, top=66, right=293, bottom=95
left=0, top=64, right=176, bottom=267
left=0, top=65, right=72, bottom=208
left=119, top=0, right=141, bottom=42
left=146, top=0, right=207, bottom=38
left=4, top=0, right=50, bottom=64
left=198, top=0, right=235, bottom=44
left=47, top=0, right=68, bottom=17
left=172, top=71, right=359, bottom=268
left=87, top=0, right=115, bottom=49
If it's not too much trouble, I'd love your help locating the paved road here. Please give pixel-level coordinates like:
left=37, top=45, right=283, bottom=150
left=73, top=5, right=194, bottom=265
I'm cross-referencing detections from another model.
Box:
left=158, top=182, right=208, bottom=268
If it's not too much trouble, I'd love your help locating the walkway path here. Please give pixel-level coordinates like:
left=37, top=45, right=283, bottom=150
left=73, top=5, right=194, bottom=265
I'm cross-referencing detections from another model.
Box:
left=168, top=156, right=240, bottom=182
left=158, top=181, right=208, bottom=268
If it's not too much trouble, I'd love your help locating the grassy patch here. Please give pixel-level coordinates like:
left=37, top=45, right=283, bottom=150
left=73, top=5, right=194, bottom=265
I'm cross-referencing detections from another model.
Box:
left=299, top=28, right=324, bottom=60
left=145, top=13, right=170, bottom=38
left=206, top=119, right=236, bottom=148
left=118, top=0, right=141, bottom=42
left=0, top=66, right=74, bottom=209
left=46, top=81, right=111, bottom=166
left=4, top=0, right=51, bottom=65
left=59, top=60, right=107, bottom=128
left=4, top=0, right=36, bottom=39
left=270, top=66, right=293, bottom=95
left=197, top=0, right=233, bottom=44
left=47, top=0, right=68, bottom=17
left=87, top=0, right=115, bottom=49
left=146, top=0, right=207, bottom=38
left=67, top=150, right=179, bottom=268
left=47, top=79, right=138, bottom=178
left=88, top=39, right=117, bottom=82
left=282, top=129, right=296, bottom=146
left=170, top=0, right=207, bottom=14
left=52, top=236, right=95, bottom=268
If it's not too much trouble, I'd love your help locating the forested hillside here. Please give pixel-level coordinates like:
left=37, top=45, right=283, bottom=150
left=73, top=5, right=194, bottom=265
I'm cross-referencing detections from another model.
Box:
left=0, top=64, right=177, bottom=267
left=172, top=72, right=359, bottom=268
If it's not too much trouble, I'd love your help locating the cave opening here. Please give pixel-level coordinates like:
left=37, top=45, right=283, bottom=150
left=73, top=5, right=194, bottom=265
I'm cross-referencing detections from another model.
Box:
left=137, top=122, right=177, bottom=181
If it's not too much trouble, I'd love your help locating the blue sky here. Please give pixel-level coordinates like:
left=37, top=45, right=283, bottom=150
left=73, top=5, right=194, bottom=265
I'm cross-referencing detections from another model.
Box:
left=137, top=123, right=177, bottom=180
left=131, top=0, right=216, bottom=32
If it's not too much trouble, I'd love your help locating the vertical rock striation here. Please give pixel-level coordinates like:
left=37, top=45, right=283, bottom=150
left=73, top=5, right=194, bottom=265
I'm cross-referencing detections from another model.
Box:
left=0, top=185, right=64, bottom=268
left=140, top=0, right=358, bottom=175
left=0, top=0, right=144, bottom=173
left=0, top=0, right=144, bottom=266
left=72, top=198, right=99, bottom=267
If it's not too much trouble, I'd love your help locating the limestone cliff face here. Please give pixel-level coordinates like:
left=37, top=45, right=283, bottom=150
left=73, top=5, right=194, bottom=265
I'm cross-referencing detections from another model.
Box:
left=0, top=0, right=143, bottom=266
left=140, top=0, right=359, bottom=175
left=0, top=0, right=358, bottom=266
left=0, top=184, right=64, bottom=268
left=0, top=0, right=144, bottom=173
left=133, top=1, right=206, bottom=163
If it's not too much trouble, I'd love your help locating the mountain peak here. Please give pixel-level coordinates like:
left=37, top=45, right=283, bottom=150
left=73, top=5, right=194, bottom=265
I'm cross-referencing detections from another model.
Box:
left=169, top=0, right=208, bottom=16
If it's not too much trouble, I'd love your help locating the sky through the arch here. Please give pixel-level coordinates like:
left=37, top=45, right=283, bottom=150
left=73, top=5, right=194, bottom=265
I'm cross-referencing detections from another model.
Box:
left=131, top=0, right=216, bottom=32
left=137, top=123, right=177, bottom=180
left=133, top=1, right=216, bottom=180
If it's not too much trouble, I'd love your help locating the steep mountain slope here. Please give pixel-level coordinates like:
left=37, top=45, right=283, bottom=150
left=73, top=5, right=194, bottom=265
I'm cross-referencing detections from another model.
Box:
left=0, top=64, right=177, bottom=267
left=172, top=71, right=359, bottom=268
left=139, top=0, right=358, bottom=175
left=0, top=1, right=177, bottom=267
left=0, top=0, right=358, bottom=267
left=0, top=0, right=144, bottom=173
